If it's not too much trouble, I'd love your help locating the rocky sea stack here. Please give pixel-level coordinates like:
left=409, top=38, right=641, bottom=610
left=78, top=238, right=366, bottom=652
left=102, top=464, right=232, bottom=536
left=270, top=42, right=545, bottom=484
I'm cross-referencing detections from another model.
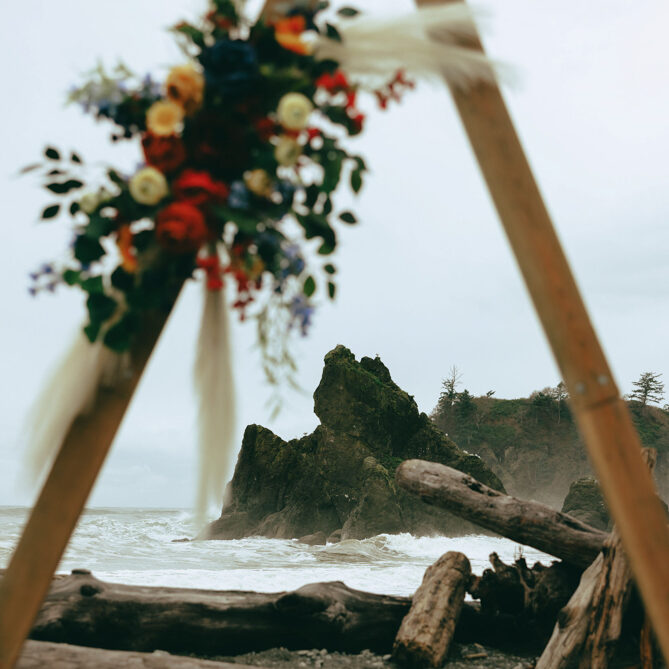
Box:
left=202, top=345, right=504, bottom=541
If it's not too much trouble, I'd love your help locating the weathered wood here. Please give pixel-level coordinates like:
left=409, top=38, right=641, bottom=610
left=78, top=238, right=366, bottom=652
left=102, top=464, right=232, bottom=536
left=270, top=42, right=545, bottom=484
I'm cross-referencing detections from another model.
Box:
left=396, top=459, right=607, bottom=567
left=537, top=450, right=656, bottom=668
left=17, top=640, right=258, bottom=669
left=416, top=0, right=669, bottom=663
left=28, top=571, right=410, bottom=655
left=0, top=309, right=176, bottom=669
left=393, top=551, right=470, bottom=667
left=535, top=553, right=604, bottom=669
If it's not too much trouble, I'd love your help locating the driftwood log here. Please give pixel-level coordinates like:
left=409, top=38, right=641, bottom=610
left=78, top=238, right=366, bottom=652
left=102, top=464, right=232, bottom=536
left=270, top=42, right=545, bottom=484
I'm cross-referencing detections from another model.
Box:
left=29, top=570, right=410, bottom=655
left=393, top=551, right=470, bottom=667
left=396, top=459, right=607, bottom=567
left=536, top=449, right=657, bottom=669
left=17, top=640, right=257, bottom=669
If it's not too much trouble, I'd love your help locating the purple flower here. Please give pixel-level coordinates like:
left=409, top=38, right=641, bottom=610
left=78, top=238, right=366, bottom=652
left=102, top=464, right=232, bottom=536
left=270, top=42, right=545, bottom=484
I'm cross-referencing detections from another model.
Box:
left=289, top=294, right=314, bottom=336
left=228, top=181, right=251, bottom=209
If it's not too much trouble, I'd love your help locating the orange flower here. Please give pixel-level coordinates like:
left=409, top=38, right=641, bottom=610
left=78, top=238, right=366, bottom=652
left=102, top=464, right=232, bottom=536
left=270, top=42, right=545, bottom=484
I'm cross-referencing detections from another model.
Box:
left=274, top=16, right=311, bottom=55
left=166, top=65, right=204, bottom=116
left=146, top=100, right=184, bottom=136
left=117, top=225, right=137, bottom=273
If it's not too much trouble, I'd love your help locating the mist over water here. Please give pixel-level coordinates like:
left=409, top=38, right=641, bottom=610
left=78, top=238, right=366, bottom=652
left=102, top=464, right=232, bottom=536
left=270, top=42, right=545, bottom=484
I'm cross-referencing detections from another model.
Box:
left=0, top=507, right=552, bottom=596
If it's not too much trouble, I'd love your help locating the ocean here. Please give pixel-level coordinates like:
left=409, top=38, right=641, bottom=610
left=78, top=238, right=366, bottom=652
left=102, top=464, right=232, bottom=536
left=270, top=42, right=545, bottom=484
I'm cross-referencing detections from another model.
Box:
left=0, top=507, right=552, bottom=596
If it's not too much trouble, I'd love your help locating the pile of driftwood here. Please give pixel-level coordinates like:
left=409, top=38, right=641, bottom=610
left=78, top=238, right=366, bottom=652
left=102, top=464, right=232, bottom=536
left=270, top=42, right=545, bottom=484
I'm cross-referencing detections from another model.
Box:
left=394, top=451, right=661, bottom=668
left=9, top=453, right=662, bottom=668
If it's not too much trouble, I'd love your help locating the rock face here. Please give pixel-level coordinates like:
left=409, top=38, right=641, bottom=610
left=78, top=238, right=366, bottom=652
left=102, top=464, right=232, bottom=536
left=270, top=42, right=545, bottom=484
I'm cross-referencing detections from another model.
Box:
left=561, top=477, right=610, bottom=531
left=203, top=346, right=504, bottom=541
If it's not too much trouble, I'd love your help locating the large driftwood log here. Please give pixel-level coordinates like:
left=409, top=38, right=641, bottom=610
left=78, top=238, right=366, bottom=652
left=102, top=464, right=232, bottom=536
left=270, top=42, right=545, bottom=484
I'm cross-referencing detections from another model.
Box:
left=537, top=449, right=656, bottom=669
left=17, top=640, right=257, bottom=669
left=393, top=552, right=471, bottom=667
left=30, top=570, right=410, bottom=655
left=396, top=459, right=607, bottom=567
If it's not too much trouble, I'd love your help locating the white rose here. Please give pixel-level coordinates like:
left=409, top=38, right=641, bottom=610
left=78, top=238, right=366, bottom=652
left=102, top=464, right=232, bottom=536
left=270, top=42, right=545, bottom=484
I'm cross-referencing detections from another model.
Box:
left=276, top=92, right=313, bottom=130
left=274, top=136, right=302, bottom=166
left=129, top=167, right=169, bottom=206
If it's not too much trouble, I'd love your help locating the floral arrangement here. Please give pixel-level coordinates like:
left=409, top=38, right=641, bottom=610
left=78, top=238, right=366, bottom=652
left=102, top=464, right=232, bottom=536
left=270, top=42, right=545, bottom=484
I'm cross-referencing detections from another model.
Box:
left=24, top=0, right=414, bottom=383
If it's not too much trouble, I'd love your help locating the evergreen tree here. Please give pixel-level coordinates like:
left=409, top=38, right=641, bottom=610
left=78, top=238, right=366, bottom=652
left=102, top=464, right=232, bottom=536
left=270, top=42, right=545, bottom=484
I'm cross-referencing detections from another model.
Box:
left=629, top=372, right=665, bottom=407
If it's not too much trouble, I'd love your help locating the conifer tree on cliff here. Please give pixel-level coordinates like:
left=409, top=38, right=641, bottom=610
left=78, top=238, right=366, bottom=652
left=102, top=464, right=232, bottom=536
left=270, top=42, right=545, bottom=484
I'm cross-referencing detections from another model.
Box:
left=629, top=372, right=665, bottom=407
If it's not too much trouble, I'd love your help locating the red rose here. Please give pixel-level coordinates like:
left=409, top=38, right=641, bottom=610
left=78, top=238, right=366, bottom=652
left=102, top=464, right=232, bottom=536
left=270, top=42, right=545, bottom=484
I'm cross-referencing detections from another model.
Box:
left=172, top=169, right=229, bottom=206
left=155, top=202, right=211, bottom=253
left=141, top=133, right=186, bottom=174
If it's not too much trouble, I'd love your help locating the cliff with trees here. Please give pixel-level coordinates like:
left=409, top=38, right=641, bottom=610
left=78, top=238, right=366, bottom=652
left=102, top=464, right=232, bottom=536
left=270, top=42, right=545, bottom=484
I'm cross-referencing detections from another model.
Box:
left=430, top=370, right=669, bottom=507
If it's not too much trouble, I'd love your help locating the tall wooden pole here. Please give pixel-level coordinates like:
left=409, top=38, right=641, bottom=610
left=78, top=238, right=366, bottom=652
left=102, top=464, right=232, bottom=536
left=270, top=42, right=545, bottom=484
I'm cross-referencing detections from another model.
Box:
left=415, top=0, right=669, bottom=662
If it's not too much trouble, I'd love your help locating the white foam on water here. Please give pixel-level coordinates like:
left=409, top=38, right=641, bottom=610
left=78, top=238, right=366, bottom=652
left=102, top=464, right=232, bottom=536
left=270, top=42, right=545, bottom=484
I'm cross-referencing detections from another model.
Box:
left=0, top=508, right=555, bottom=597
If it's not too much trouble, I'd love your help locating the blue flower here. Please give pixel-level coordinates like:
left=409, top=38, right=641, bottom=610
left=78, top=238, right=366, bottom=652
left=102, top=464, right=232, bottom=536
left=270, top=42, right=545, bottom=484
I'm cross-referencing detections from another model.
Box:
left=199, top=39, right=259, bottom=99
left=228, top=180, right=251, bottom=209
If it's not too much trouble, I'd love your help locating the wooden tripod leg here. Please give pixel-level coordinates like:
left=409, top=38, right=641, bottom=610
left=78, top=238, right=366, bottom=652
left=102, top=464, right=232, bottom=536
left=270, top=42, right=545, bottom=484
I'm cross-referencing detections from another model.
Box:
left=414, top=0, right=669, bottom=663
left=0, top=308, right=175, bottom=669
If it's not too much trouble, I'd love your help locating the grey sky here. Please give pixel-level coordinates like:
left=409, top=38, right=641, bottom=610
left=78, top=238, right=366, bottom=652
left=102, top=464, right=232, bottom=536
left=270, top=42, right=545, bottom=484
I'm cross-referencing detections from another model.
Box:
left=1, top=0, right=667, bottom=508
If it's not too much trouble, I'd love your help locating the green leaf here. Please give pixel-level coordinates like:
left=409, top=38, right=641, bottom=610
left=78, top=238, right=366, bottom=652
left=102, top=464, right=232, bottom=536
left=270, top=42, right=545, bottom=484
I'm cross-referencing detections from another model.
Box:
left=214, top=206, right=258, bottom=234
left=41, top=204, right=60, bottom=220
left=305, top=184, right=321, bottom=209
left=318, top=238, right=336, bottom=255
left=80, top=276, right=104, bottom=293
left=86, top=292, right=117, bottom=323
left=73, top=235, right=105, bottom=264
left=46, top=179, right=84, bottom=195
left=103, top=312, right=139, bottom=352
left=339, top=211, right=357, bottom=224
left=303, top=275, right=316, bottom=297
left=327, top=281, right=336, bottom=299
left=70, top=152, right=83, bottom=164
left=322, top=153, right=343, bottom=193
left=325, top=23, right=342, bottom=42
left=350, top=169, right=362, bottom=194
left=353, top=156, right=367, bottom=172
left=107, top=169, right=125, bottom=187
left=324, top=263, right=336, bottom=274
left=337, top=6, right=360, bottom=17
left=83, top=322, right=101, bottom=343
left=85, top=214, right=114, bottom=238
left=45, top=147, right=60, bottom=161
left=62, top=269, right=81, bottom=286
left=111, top=267, right=135, bottom=292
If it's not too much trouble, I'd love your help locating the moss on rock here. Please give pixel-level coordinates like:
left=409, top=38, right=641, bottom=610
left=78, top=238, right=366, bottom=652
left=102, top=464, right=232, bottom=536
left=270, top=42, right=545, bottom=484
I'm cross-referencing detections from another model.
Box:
left=202, top=346, right=504, bottom=541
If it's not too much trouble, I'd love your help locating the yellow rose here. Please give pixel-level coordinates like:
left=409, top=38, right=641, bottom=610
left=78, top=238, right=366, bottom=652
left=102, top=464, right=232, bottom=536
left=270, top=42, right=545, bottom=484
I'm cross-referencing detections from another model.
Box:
left=79, top=192, right=100, bottom=214
left=146, top=100, right=184, bottom=136
left=276, top=93, right=313, bottom=130
left=129, top=167, right=169, bottom=205
left=166, top=65, right=204, bottom=116
left=274, top=136, right=302, bottom=166
left=244, top=169, right=273, bottom=198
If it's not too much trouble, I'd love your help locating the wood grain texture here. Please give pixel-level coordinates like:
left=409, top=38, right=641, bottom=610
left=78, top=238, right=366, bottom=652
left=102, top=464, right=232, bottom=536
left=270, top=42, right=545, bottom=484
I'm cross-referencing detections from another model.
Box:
left=396, top=459, right=607, bottom=568
left=393, top=552, right=470, bottom=667
left=16, top=641, right=258, bottom=669
left=27, top=571, right=410, bottom=655
left=414, top=0, right=669, bottom=662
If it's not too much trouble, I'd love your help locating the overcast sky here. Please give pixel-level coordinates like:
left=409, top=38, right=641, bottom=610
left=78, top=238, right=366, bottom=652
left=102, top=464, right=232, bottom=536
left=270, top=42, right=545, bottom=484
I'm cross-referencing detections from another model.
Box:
left=1, top=0, right=667, bottom=509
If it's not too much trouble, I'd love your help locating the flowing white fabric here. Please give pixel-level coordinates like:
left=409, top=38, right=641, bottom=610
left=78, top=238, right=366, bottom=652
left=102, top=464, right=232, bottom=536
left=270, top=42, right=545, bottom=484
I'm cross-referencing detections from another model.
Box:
left=194, top=283, right=237, bottom=525
left=315, top=4, right=498, bottom=88
left=23, top=332, right=118, bottom=485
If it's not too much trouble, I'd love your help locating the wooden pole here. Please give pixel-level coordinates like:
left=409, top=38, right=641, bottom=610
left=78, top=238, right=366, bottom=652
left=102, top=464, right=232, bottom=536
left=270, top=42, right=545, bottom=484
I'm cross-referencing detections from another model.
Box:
left=414, top=0, right=669, bottom=662
left=0, top=308, right=175, bottom=669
